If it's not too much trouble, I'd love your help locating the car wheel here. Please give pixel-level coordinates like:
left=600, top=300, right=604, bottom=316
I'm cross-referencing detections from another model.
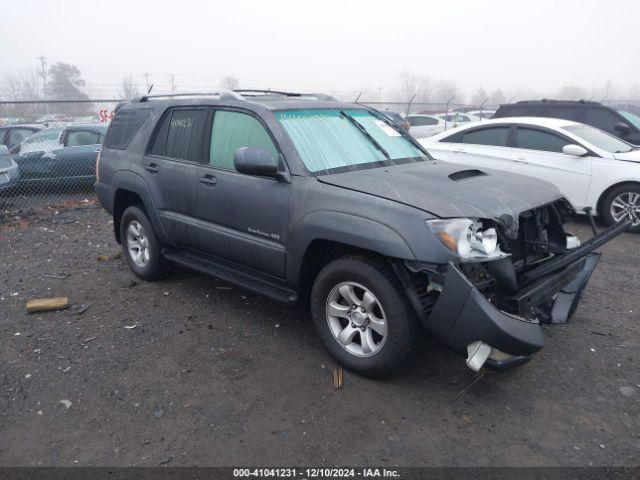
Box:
left=310, top=256, right=420, bottom=378
left=120, top=205, right=167, bottom=281
left=601, top=184, right=640, bottom=233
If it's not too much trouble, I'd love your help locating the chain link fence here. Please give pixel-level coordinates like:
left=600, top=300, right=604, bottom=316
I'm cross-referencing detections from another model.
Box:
left=2, top=96, right=639, bottom=219
left=0, top=99, right=120, bottom=217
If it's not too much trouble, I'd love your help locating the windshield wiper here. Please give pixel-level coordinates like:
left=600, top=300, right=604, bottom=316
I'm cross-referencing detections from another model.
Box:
left=340, top=110, right=390, bottom=160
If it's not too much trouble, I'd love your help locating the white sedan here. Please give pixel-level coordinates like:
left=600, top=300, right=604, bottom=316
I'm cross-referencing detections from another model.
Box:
left=421, top=117, right=640, bottom=231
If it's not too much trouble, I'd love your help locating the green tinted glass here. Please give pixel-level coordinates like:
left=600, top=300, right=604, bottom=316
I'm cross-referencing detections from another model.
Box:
left=210, top=111, right=278, bottom=170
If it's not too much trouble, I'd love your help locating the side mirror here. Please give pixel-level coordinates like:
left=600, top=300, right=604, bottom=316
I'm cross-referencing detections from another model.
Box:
left=234, top=147, right=279, bottom=177
left=562, top=144, right=588, bottom=157
left=614, top=122, right=631, bottom=136
left=0, top=145, right=9, bottom=156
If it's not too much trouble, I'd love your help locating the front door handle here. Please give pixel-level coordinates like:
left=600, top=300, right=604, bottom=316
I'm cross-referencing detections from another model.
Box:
left=199, top=174, right=217, bottom=186
left=512, top=157, right=530, bottom=164
left=452, top=148, right=466, bottom=154
left=145, top=163, right=159, bottom=173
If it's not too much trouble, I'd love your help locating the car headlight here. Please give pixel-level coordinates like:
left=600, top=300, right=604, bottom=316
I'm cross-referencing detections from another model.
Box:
left=427, top=218, right=507, bottom=261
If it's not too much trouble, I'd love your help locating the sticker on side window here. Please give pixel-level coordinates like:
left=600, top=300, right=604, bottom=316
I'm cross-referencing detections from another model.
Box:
left=374, top=120, right=401, bottom=136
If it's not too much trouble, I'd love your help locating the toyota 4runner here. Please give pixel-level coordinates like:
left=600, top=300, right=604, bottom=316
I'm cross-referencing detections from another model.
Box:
left=95, top=90, right=627, bottom=377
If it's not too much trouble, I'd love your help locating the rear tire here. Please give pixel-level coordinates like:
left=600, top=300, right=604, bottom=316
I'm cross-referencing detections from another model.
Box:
left=310, top=256, right=420, bottom=378
left=120, top=205, right=168, bottom=281
left=600, top=184, right=640, bottom=233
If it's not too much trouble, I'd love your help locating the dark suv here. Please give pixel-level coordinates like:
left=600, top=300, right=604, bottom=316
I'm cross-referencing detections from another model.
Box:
left=493, top=100, right=640, bottom=145
left=95, top=90, right=626, bottom=377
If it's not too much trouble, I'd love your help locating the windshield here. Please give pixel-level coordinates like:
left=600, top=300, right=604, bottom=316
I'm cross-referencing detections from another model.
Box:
left=275, top=109, right=427, bottom=173
left=620, top=111, right=640, bottom=129
left=563, top=124, right=634, bottom=153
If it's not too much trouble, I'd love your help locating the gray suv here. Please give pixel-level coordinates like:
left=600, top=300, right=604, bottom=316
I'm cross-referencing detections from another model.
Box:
left=95, top=90, right=626, bottom=377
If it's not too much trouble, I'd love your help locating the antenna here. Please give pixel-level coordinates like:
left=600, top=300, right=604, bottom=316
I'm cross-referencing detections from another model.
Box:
left=147, top=84, right=153, bottom=94
left=354, top=90, right=363, bottom=103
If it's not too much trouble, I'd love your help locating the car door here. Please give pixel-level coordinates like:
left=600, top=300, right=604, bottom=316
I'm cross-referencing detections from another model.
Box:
left=509, top=126, right=593, bottom=209
left=53, top=129, right=103, bottom=180
left=194, top=108, right=289, bottom=278
left=408, top=116, right=442, bottom=138
left=13, top=130, right=62, bottom=181
left=436, top=125, right=515, bottom=172
left=143, top=107, right=209, bottom=246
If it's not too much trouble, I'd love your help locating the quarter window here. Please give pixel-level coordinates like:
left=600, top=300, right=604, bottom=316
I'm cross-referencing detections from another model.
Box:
left=515, top=128, right=570, bottom=153
left=210, top=110, right=278, bottom=170
left=461, top=127, right=510, bottom=147
left=104, top=108, right=151, bottom=150
left=149, top=108, right=208, bottom=162
left=544, top=107, right=581, bottom=121
left=583, top=108, right=626, bottom=134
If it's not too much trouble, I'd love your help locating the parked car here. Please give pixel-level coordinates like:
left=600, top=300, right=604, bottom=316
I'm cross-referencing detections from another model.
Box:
left=379, top=110, right=410, bottom=132
left=421, top=117, right=640, bottom=231
left=466, top=109, right=496, bottom=121
left=0, top=124, right=43, bottom=150
left=493, top=100, right=640, bottom=146
left=407, top=114, right=446, bottom=138
left=11, top=125, right=107, bottom=187
left=438, top=112, right=475, bottom=126
left=0, top=145, right=20, bottom=192
left=95, top=91, right=625, bottom=377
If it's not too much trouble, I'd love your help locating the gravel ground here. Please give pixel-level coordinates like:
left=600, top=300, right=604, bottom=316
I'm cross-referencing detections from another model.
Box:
left=0, top=204, right=638, bottom=467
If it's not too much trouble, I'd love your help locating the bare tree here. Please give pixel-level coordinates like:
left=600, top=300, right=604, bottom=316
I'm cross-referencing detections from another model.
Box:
left=394, top=72, right=432, bottom=102
left=471, top=87, right=488, bottom=107
left=220, top=75, right=240, bottom=91
left=2, top=69, right=42, bottom=101
left=119, top=75, right=141, bottom=99
left=488, top=88, right=506, bottom=106
left=434, top=80, right=462, bottom=103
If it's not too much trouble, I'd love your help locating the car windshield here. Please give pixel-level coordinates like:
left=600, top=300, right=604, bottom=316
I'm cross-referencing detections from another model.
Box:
left=563, top=124, right=634, bottom=153
left=20, top=128, right=62, bottom=153
left=620, top=111, right=640, bottom=129
left=275, top=109, right=427, bottom=173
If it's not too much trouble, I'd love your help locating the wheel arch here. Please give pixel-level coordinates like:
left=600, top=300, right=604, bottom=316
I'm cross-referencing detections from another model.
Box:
left=596, top=180, right=640, bottom=218
left=109, top=170, right=171, bottom=245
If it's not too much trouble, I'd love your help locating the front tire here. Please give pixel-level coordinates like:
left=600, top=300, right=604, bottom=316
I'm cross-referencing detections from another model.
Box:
left=310, top=256, right=420, bottom=378
left=120, top=205, right=168, bottom=281
left=601, top=184, right=640, bottom=233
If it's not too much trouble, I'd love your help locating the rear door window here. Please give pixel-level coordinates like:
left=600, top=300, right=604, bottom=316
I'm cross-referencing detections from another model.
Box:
left=543, top=107, right=581, bottom=121
left=149, top=108, right=208, bottom=162
left=515, top=128, right=571, bottom=153
left=209, top=110, right=278, bottom=171
left=461, top=127, right=510, bottom=146
left=65, top=131, right=101, bottom=147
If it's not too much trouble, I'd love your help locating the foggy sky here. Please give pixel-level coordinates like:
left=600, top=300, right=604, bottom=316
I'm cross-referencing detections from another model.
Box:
left=1, top=0, right=639, bottom=99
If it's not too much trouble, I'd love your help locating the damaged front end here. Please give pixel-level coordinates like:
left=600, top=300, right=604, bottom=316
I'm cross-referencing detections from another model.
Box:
left=396, top=199, right=629, bottom=371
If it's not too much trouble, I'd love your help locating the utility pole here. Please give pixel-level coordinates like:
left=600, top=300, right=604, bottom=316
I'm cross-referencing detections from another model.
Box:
left=37, top=56, right=48, bottom=114
left=169, top=74, right=176, bottom=93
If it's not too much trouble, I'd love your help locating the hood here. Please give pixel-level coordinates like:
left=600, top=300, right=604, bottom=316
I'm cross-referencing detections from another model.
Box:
left=317, top=161, right=565, bottom=237
left=613, top=149, right=640, bottom=162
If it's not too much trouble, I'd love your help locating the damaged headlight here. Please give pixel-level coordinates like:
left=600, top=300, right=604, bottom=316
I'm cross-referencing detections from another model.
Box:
left=427, top=218, right=507, bottom=261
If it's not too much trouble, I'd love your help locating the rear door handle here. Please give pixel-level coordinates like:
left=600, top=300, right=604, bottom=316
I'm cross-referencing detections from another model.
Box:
left=452, top=148, right=466, bottom=154
left=199, top=174, right=217, bottom=186
left=512, top=157, right=529, bottom=164
left=145, top=163, right=159, bottom=173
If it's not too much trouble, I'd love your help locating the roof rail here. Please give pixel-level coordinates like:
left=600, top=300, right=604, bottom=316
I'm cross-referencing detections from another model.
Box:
left=138, top=90, right=242, bottom=102
left=233, top=89, right=338, bottom=101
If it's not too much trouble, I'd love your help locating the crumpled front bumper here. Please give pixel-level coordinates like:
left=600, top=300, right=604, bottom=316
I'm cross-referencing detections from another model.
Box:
left=425, top=253, right=601, bottom=370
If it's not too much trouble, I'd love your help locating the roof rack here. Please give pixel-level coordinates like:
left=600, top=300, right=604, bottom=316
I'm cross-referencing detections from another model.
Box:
left=138, top=90, right=242, bottom=102
left=233, top=89, right=338, bottom=101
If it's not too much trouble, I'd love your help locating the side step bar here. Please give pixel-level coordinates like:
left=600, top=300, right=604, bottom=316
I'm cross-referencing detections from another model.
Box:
left=162, top=249, right=298, bottom=305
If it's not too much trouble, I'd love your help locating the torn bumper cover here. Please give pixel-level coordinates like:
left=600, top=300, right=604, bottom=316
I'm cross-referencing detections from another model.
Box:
left=424, top=220, right=630, bottom=370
